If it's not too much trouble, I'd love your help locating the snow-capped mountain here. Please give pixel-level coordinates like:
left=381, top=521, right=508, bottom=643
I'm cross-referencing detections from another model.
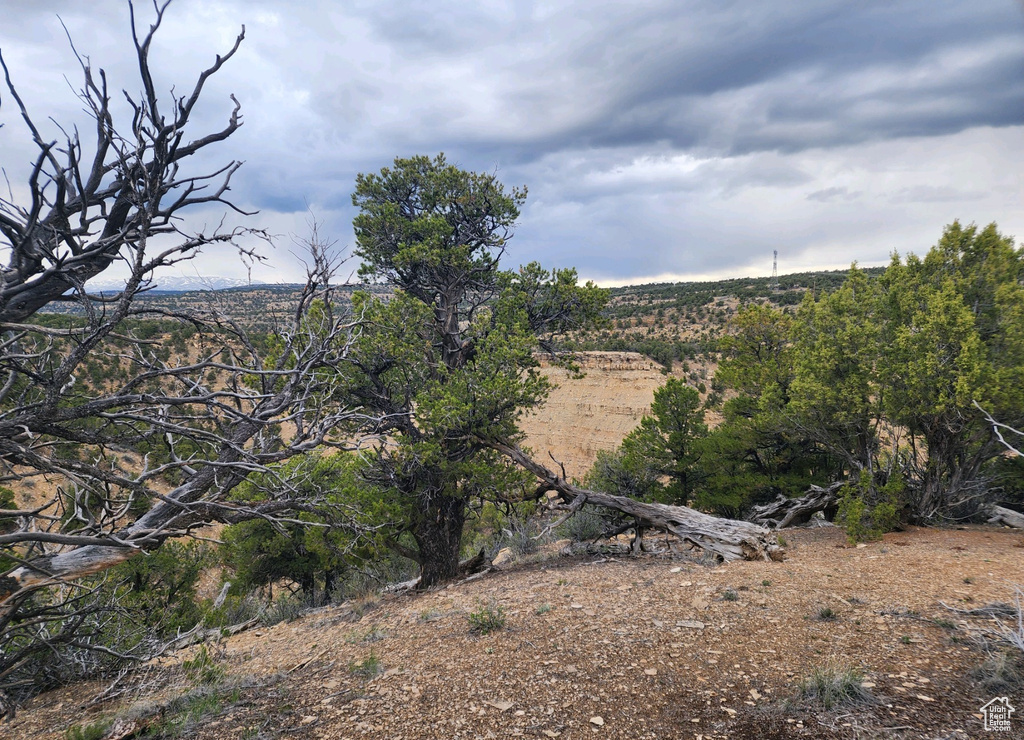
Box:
left=86, top=275, right=266, bottom=293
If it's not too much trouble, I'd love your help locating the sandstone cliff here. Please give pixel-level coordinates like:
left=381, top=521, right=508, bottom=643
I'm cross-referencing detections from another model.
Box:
left=519, top=351, right=667, bottom=480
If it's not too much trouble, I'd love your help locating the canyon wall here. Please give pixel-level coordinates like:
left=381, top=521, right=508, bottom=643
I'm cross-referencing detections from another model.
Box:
left=519, top=352, right=666, bottom=480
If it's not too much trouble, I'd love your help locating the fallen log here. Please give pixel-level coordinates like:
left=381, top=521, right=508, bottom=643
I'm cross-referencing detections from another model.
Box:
left=748, top=482, right=846, bottom=529
left=984, top=504, right=1024, bottom=529
left=486, top=439, right=783, bottom=562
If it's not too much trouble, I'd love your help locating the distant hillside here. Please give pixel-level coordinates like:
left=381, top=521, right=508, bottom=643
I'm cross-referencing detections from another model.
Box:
left=570, top=266, right=886, bottom=371
left=41, top=268, right=878, bottom=371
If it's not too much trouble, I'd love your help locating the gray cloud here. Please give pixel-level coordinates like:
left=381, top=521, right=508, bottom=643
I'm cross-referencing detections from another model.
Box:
left=1, top=0, right=1022, bottom=285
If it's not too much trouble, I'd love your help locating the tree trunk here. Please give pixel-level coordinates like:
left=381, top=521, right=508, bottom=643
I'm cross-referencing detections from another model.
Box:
left=748, top=482, right=845, bottom=529
left=487, top=439, right=783, bottom=562
left=413, top=493, right=468, bottom=588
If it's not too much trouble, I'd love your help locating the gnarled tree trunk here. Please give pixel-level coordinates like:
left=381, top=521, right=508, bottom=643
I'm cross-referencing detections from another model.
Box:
left=412, top=493, right=468, bottom=588
left=487, top=439, right=783, bottom=562
left=748, top=482, right=845, bottom=529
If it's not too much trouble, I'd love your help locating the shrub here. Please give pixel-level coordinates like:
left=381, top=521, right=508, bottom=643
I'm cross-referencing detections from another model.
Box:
left=202, top=593, right=264, bottom=629
left=348, top=650, right=382, bottom=679
left=501, top=517, right=540, bottom=556
left=836, top=471, right=904, bottom=543
left=183, top=645, right=225, bottom=685
left=797, top=665, right=872, bottom=710
left=971, top=651, right=1024, bottom=692
left=64, top=720, right=112, bottom=740
left=261, top=594, right=308, bottom=627
left=468, top=602, right=507, bottom=635
left=556, top=505, right=606, bottom=543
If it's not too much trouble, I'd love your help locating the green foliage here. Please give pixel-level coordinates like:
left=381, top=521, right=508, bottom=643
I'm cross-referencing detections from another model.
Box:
left=836, top=470, right=904, bottom=543
left=0, top=486, right=17, bottom=570
left=626, top=379, right=708, bottom=504
left=588, top=378, right=708, bottom=506
left=700, top=221, right=1023, bottom=522
left=353, top=153, right=526, bottom=289
left=816, top=606, right=838, bottom=621
left=109, top=542, right=210, bottom=638
left=586, top=447, right=661, bottom=502
left=790, top=267, right=882, bottom=474
left=64, top=720, right=112, bottom=740
left=155, top=685, right=226, bottom=738
left=555, top=504, right=608, bottom=543
left=877, top=222, right=1024, bottom=517
left=201, top=594, right=264, bottom=630
left=348, top=650, right=383, bottom=679
left=343, top=154, right=606, bottom=585
left=221, top=452, right=401, bottom=601
left=183, top=645, right=226, bottom=685
left=261, top=594, right=308, bottom=626
left=501, top=516, right=540, bottom=556
left=468, top=601, right=507, bottom=634
left=716, top=303, right=795, bottom=400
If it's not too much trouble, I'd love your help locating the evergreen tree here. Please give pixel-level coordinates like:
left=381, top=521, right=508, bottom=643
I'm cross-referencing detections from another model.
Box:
left=342, top=155, right=605, bottom=586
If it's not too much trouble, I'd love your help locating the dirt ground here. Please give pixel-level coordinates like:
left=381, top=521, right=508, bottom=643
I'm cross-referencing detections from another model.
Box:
left=6, top=525, right=1024, bottom=740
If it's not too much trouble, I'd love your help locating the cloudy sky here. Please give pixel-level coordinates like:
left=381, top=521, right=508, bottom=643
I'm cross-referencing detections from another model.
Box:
left=2, top=0, right=1022, bottom=286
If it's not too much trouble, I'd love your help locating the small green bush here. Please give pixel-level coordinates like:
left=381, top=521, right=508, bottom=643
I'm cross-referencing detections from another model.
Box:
left=261, top=594, right=307, bottom=627
left=836, top=471, right=904, bottom=543
left=816, top=606, right=838, bottom=621
left=556, top=505, right=606, bottom=543
left=202, top=593, right=264, bottom=629
left=468, top=602, right=507, bottom=635
left=348, top=650, right=382, bottom=679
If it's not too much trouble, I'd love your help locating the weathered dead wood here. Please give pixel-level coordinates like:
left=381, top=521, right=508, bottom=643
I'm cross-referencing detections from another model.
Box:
left=748, top=482, right=846, bottom=529
left=984, top=504, right=1024, bottom=529
left=486, top=439, right=783, bottom=562
left=165, top=616, right=260, bottom=651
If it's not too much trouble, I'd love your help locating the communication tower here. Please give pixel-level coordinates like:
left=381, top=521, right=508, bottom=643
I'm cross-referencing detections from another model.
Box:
left=770, top=250, right=778, bottom=292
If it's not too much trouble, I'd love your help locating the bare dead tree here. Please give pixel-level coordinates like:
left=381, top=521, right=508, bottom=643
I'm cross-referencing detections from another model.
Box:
left=974, top=402, right=1024, bottom=529
left=0, top=3, right=369, bottom=709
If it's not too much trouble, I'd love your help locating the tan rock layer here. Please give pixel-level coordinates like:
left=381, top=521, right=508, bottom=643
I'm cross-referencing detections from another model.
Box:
left=520, top=352, right=667, bottom=480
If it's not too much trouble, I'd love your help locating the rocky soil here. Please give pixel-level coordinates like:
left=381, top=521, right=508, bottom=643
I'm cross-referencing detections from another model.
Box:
left=9, top=525, right=1024, bottom=740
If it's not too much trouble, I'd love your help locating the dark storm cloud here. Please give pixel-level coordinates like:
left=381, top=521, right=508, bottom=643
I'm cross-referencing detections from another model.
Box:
left=2, top=1, right=1023, bottom=284
left=323, top=0, right=1024, bottom=160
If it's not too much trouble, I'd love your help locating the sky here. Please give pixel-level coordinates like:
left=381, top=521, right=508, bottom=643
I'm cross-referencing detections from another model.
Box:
left=1, top=0, right=1022, bottom=287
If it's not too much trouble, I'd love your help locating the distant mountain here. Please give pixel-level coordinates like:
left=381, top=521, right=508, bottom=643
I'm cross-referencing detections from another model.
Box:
left=86, top=275, right=267, bottom=293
